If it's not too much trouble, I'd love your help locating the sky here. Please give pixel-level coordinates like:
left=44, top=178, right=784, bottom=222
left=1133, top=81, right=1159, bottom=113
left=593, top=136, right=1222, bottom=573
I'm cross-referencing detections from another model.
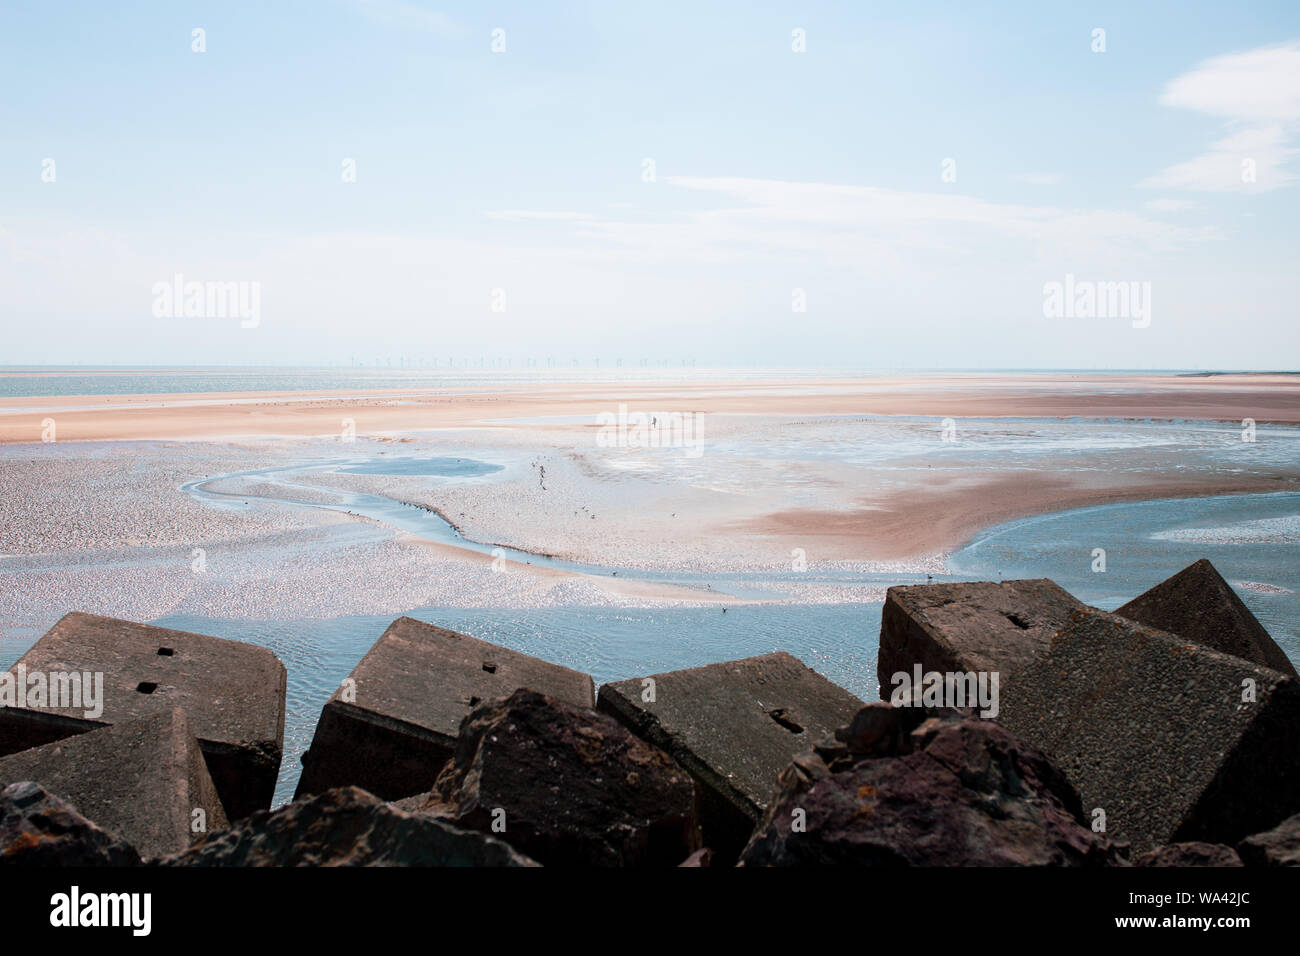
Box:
left=1, top=0, right=1298, bottom=369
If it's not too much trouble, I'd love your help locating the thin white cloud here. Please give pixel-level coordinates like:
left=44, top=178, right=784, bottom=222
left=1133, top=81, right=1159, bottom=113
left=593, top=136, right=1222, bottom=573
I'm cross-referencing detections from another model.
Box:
left=1141, top=41, right=1300, bottom=192
left=557, top=176, right=1219, bottom=263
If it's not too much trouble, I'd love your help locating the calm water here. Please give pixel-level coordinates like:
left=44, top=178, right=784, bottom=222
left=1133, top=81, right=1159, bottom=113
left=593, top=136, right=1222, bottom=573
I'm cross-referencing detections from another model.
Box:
left=0, top=366, right=1235, bottom=399
left=334, top=457, right=505, bottom=478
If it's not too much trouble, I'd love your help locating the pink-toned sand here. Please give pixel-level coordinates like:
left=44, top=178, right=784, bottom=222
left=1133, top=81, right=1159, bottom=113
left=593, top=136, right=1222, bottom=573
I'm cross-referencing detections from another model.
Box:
left=3, top=373, right=1297, bottom=563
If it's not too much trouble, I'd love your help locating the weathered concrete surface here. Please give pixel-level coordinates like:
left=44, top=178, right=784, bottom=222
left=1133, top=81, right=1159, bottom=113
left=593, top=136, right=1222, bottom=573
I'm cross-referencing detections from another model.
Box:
left=1, top=781, right=141, bottom=866
left=1136, top=843, right=1243, bottom=867
left=0, top=709, right=228, bottom=860
left=597, top=652, right=863, bottom=860
left=877, top=579, right=1085, bottom=699
left=1000, top=607, right=1300, bottom=854
left=1237, top=812, right=1300, bottom=866
left=0, top=612, right=285, bottom=819
left=739, top=703, right=1124, bottom=866
left=423, top=689, right=699, bottom=866
left=1116, top=558, right=1298, bottom=677
left=164, top=786, right=537, bottom=866
left=295, top=617, right=595, bottom=801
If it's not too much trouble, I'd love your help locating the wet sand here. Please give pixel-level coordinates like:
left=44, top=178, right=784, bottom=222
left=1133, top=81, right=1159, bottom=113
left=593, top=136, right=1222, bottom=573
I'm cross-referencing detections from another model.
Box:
left=2, top=374, right=1298, bottom=571
left=749, top=471, right=1299, bottom=561
left=2, top=373, right=1299, bottom=445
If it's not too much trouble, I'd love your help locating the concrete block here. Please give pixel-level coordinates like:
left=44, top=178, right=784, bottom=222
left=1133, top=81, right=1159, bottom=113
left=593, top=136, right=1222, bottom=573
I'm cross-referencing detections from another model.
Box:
left=1117, top=558, right=1298, bottom=677
left=597, top=651, right=863, bottom=861
left=294, top=617, right=595, bottom=800
left=0, top=612, right=286, bottom=819
left=878, top=579, right=1085, bottom=699
left=0, top=708, right=228, bottom=859
left=1000, top=607, right=1300, bottom=853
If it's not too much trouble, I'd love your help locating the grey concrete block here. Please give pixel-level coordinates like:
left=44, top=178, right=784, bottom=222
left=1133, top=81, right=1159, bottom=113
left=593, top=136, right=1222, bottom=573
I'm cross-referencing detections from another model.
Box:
left=0, top=708, right=228, bottom=859
left=0, top=612, right=286, bottom=819
left=1117, top=558, right=1298, bottom=677
left=878, top=579, right=1085, bottom=699
left=597, top=651, right=863, bottom=861
left=1000, top=607, right=1300, bottom=853
left=294, top=617, right=595, bottom=800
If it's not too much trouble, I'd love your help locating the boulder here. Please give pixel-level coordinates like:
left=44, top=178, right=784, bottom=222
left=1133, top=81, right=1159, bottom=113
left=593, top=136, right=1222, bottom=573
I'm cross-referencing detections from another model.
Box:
left=1000, top=607, right=1300, bottom=853
left=423, top=689, right=699, bottom=866
left=877, top=579, right=1085, bottom=699
left=295, top=617, right=594, bottom=801
left=598, top=652, right=863, bottom=861
left=0, top=781, right=140, bottom=866
left=1136, top=843, right=1243, bottom=867
left=0, top=612, right=285, bottom=819
left=739, top=703, right=1123, bottom=866
left=679, top=848, right=714, bottom=867
left=163, top=786, right=537, bottom=866
left=1237, top=813, right=1300, bottom=867
left=1116, top=558, right=1298, bottom=677
left=0, top=709, right=228, bottom=859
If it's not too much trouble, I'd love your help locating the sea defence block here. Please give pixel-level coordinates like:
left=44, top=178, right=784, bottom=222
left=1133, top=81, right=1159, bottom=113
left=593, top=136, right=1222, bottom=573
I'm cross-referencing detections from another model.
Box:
left=0, top=612, right=286, bottom=820
left=597, top=652, right=864, bottom=860
left=294, top=617, right=596, bottom=801
left=877, top=579, right=1086, bottom=699
left=1116, top=558, right=1298, bottom=678
left=999, top=607, right=1300, bottom=853
left=0, top=708, right=229, bottom=859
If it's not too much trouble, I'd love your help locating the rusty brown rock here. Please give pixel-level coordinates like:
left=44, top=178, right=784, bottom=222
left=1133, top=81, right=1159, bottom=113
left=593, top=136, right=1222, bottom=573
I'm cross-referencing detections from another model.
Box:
left=740, top=703, right=1124, bottom=866
left=424, top=689, right=700, bottom=866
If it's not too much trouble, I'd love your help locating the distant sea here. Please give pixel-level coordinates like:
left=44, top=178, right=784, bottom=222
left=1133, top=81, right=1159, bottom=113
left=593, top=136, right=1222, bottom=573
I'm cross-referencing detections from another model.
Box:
left=0, top=366, right=1252, bottom=399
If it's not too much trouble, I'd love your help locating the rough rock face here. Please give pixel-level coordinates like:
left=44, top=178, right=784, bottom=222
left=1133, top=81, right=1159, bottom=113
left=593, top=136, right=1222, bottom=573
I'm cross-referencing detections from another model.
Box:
left=999, top=607, right=1300, bottom=853
left=1116, top=559, right=1298, bottom=677
left=424, top=689, right=700, bottom=866
left=739, top=703, right=1125, bottom=867
left=877, top=579, right=1085, bottom=700
left=1136, top=843, right=1243, bottom=867
left=598, top=652, right=862, bottom=860
left=164, top=786, right=536, bottom=866
left=0, top=781, right=140, bottom=866
left=1237, top=813, right=1300, bottom=867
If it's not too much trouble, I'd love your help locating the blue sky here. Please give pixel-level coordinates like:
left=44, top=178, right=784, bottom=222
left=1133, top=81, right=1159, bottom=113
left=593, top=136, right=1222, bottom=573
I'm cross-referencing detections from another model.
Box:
left=2, top=0, right=1298, bottom=368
